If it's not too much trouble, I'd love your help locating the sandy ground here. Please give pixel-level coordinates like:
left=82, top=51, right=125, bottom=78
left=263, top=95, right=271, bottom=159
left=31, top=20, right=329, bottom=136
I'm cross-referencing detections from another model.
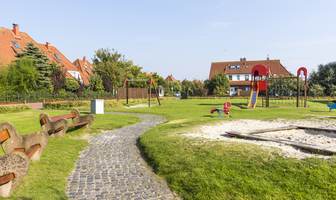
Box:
left=184, top=119, right=336, bottom=159
left=125, top=104, right=157, bottom=108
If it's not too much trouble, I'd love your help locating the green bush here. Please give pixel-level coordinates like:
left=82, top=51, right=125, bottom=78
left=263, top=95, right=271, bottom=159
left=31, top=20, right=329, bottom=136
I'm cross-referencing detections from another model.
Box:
left=43, top=101, right=90, bottom=110
left=65, top=78, right=79, bottom=92
left=0, top=104, right=31, bottom=114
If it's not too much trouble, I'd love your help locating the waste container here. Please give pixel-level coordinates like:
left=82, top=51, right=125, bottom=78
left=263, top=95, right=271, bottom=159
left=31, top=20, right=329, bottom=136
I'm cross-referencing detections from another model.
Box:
left=91, top=99, right=104, bottom=114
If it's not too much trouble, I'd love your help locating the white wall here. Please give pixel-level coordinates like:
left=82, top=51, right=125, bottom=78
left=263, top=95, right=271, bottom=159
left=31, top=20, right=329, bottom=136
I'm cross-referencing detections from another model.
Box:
left=227, top=74, right=251, bottom=81
left=67, top=70, right=83, bottom=83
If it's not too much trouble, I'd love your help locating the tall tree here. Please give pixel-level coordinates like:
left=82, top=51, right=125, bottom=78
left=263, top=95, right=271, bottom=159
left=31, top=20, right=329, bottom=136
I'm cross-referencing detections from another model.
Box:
left=309, top=61, right=336, bottom=95
left=89, top=74, right=104, bottom=91
left=15, top=42, right=52, bottom=89
left=92, top=48, right=124, bottom=89
left=204, top=71, right=230, bottom=94
left=50, top=63, right=66, bottom=94
left=7, top=58, right=39, bottom=92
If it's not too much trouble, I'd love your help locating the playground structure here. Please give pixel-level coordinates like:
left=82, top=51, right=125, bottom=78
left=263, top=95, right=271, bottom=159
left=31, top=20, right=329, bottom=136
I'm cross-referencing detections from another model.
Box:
left=118, top=77, right=161, bottom=107
left=210, top=102, right=232, bottom=118
left=327, top=101, right=336, bottom=111
left=247, top=64, right=307, bottom=108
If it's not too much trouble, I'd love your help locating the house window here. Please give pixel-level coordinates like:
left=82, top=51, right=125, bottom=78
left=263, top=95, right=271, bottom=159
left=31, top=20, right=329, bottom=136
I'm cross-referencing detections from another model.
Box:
left=246, top=65, right=249, bottom=68
left=246, top=87, right=250, bottom=91
left=237, top=75, right=240, bottom=80
left=229, top=75, right=232, bottom=80
left=230, top=65, right=235, bottom=69
left=54, top=54, right=62, bottom=61
left=84, top=65, right=88, bottom=69
left=12, top=41, right=21, bottom=49
left=236, top=65, right=241, bottom=69
left=90, top=66, right=93, bottom=70
left=274, top=74, right=278, bottom=77
left=245, top=75, right=249, bottom=81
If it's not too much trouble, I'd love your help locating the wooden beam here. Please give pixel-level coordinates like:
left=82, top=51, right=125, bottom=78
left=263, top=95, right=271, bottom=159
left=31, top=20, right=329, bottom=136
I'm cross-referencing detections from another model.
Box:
left=0, top=173, right=14, bottom=185
left=12, top=148, right=25, bottom=153
left=68, top=121, right=89, bottom=128
left=296, top=126, right=336, bottom=133
left=226, top=132, right=336, bottom=155
left=246, top=126, right=297, bottom=134
left=25, top=144, right=41, bottom=159
left=0, top=129, right=10, bottom=143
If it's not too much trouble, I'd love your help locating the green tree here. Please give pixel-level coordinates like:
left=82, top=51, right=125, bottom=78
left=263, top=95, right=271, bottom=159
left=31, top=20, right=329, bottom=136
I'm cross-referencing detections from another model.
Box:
left=308, top=84, right=325, bottom=97
left=50, top=63, right=66, bottom=94
left=168, top=81, right=181, bottom=92
left=92, top=48, right=124, bottom=89
left=15, top=42, right=52, bottom=89
left=182, top=80, right=193, bottom=93
left=64, top=78, right=79, bottom=92
left=7, top=58, right=39, bottom=92
left=309, top=61, right=336, bottom=95
left=204, top=71, right=230, bottom=94
left=89, top=74, right=104, bottom=91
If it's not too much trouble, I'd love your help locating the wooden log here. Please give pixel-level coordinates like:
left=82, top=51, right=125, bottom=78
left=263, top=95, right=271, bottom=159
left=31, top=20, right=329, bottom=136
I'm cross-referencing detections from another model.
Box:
left=226, top=131, right=336, bottom=155
left=296, top=126, right=336, bottom=133
left=12, top=148, right=25, bottom=153
left=246, top=126, right=297, bottom=134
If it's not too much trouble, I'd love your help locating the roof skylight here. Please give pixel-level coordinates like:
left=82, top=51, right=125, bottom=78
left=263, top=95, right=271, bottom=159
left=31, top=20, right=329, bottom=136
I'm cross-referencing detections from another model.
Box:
left=12, top=41, right=21, bottom=49
left=84, top=65, right=88, bottom=69
left=54, top=54, right=62, bottom=61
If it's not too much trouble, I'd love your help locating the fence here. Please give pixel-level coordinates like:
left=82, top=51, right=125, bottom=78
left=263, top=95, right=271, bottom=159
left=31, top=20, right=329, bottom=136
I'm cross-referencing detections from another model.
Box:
left=0, top=92, right=116, bottom=103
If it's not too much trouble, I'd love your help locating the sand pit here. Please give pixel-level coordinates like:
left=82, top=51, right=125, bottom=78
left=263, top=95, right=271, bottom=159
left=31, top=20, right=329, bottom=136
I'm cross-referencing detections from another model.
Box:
left=184, top=119, right=336, bottom=159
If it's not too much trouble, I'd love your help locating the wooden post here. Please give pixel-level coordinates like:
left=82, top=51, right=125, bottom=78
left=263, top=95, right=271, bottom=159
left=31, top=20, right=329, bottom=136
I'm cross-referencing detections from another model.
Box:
left=297, top=76, right=300, bottom=107
left=126, top=83, right=129, bottom=104
left=152, top=83, right=161, bottom=106
left=266, top=77, right=269, bottom=107
left=304, top=75, right=307, bottom=107
left=149, top=82, right=151, bottom=107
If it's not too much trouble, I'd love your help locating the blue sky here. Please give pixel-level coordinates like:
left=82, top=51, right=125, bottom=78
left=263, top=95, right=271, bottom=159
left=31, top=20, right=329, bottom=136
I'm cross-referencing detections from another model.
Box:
left=2, top=0, right=336, bottom=81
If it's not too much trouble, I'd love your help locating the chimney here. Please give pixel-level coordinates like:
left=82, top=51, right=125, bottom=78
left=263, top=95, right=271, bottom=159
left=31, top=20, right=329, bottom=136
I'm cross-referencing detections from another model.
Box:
left=12, top=23, right=20, bottom=37
left=83, top=56, right=86, bottom=63
left=267, top=54, right=269, bottom=60
left=46, top=42, right=50, bottom=50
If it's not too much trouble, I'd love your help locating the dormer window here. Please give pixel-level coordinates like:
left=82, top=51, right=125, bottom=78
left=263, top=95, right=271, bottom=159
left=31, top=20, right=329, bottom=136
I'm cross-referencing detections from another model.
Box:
left=12, top=41, right=21, bottom=49
left=229, top=65, right=241, bottom=69
left=246, top=65, right=249, bottom=68
left=84, top=65, right=88, bottom=69
left=90, top=66, right=93, bottom=70
left=274, top=74, right=278, bottom=77
left=54, top=54, right=62, bottom=61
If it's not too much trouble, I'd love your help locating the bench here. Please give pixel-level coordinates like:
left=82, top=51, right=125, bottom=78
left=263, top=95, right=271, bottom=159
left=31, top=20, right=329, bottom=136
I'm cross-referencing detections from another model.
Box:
left=0, top=121, right=49, bottom=161
left=39, top=108, right=94, bottom=138
left=0, top=152, right=30, bottom=197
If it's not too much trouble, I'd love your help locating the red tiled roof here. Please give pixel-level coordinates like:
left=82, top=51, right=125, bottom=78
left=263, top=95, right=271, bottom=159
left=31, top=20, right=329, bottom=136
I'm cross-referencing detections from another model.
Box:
left=145, top=72, right=153, bottom=76
left=73, top=57, right=93, bottom=85
left=0, top=25, right=88, bottom=85
left=209, top=58, right=289, bottom=80
left=165, top=74, right=177, bottom=83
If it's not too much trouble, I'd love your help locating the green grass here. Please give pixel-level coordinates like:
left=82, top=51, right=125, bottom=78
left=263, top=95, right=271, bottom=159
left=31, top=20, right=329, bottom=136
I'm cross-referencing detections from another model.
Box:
left=2, top=98, right=336, bottom=199
left=96, top=98, right=336, bottom=199
left=0, top=110, right=140, bottom=200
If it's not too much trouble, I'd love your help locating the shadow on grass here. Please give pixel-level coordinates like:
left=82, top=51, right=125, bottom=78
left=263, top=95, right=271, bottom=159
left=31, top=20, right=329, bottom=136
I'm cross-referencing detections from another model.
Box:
left=198, top=103, right=223, bottom=106
left=309, top=100, right=330, bottom=105
left=232, top=103, right=248, bottom=109
left=48, top=186, right=68, bottom=200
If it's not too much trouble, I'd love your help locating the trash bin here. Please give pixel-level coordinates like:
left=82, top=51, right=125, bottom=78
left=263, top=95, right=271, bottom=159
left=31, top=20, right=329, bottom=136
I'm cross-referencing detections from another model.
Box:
left=91, top=99, right=104, bottom=114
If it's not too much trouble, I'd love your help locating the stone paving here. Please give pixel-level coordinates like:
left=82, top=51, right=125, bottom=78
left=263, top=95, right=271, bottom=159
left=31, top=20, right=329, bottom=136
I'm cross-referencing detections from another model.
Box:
left=66, top=112, right=178, bottom=200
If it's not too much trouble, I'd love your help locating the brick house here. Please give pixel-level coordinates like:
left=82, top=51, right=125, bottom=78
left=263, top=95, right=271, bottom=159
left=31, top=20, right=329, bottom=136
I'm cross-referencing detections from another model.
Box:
left=209, top=57, right=289, bottom=95
left=165, top=74, right=177, bottom=83
left=0, top=24, right=89, bottom=85
left=73, top=56, right=94, bottom=85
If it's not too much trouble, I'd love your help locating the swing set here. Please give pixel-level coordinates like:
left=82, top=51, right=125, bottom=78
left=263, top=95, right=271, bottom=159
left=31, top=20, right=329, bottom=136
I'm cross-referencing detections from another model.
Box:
left=123, top=77, right=161, bottom=107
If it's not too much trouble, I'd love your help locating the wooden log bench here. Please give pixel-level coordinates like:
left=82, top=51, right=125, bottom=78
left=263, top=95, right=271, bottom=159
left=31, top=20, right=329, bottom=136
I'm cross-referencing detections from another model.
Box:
left=40, top=108, right=94, bottom=138
left=0, top=152, right=30, bottom=197
left=0, top=121, right=49, bottom=161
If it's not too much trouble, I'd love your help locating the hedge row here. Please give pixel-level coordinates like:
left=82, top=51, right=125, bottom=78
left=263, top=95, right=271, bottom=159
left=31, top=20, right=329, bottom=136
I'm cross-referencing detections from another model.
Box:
left=0, top=105, right=32, bottom=114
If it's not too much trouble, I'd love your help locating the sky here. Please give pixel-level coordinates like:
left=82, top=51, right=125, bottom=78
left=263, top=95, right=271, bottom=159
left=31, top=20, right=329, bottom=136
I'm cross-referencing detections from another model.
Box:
left=1, top=0, right=336, bottom=81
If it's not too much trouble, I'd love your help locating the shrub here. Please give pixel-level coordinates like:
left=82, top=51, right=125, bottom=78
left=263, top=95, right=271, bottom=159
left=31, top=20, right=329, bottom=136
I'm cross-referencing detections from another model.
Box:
left=0, top=104, right=31, bottom=114
left=65, top=78, right=79, bottom=92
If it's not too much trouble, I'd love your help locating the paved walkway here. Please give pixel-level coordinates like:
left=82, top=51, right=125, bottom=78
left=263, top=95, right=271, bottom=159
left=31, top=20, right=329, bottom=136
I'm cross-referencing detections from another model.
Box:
left=66, top=113, right=178, bottom=200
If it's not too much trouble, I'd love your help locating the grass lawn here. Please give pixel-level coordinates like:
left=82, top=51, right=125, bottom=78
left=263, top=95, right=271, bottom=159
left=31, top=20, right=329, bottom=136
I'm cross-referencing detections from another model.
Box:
left=99, top=98, right=336, bottom=199
left=2, top=98, right=336, bottom=199
left=0, top=109, right=141, bottom=200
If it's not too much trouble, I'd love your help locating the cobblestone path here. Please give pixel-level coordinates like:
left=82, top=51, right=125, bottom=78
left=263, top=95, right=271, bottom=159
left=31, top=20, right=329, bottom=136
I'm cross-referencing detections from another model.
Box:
left=66, top=113, right=178, bottom=200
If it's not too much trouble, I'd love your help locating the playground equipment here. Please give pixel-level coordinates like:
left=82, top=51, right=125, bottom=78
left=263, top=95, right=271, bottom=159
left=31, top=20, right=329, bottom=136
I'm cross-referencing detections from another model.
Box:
left=210, top=102, right=232, bottom=118
left=247, top=65, right=269, bottom=109
left=327, top=101, right=336, bottom=111
left=247, top=64, right=307, bottom=108
left=122, top=77, right=161, bottom=107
